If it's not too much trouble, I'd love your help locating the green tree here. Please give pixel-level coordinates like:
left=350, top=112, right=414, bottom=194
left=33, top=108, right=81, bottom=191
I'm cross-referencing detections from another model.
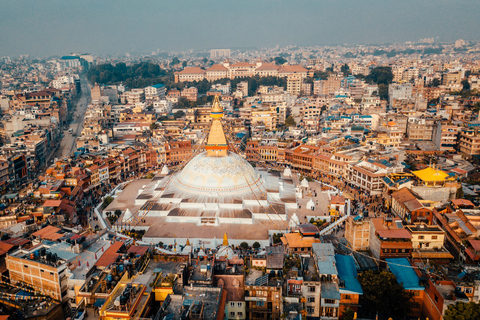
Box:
left=114, top=209, right=122, bottom=217
left=252, top=242, right=261, bottom=249
left=429, top=78, right=441, bottom=87
left=444, top=301, right=480, bottom=320
left=366, top=66, right=393, bottom=86
left=340, top=308, right=355, bottom=320
left=340, top=63, right=351, bottom=76
left=274, top=57, right=287, bottom=65
left=173, top=110, right=185, bottom=119
left=240, top=242, right=249, bottom=249
left=102, top=196, right=114, bottom=209
left=150, top=123, right=159, bottom=130
left=378, top=84, right=389, bottom=101
left=462, top=79, right=471, bottom=91
left=285, top=115, right=296, bottom=127
left=358, top=270, right=413, bottom=320
left=182, top=61, right=188, bottom=68
left=170, top=57, right=180, bottom=66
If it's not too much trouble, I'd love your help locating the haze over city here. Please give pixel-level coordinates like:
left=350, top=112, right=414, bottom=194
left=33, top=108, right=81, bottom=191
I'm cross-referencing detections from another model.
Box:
left=2, top=1, right=480, bottom=320
left=1, top=0, right=480, bottom=57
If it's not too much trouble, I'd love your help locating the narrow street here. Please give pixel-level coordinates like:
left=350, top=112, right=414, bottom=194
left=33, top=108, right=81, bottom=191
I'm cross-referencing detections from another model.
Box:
left=56, top=75, right=90, bottom=159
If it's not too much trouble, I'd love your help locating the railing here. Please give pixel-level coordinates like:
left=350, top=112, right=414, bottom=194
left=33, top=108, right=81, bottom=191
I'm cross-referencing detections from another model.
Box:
left=319, top=215, right=349, bottom=236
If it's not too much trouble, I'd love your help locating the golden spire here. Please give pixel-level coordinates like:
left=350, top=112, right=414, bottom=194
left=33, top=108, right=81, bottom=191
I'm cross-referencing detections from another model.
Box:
left=223, top=233, right=228, bottom=246
left=206, top=96, right=228, bottom=157
left=186, top=238, right=191, bottom=246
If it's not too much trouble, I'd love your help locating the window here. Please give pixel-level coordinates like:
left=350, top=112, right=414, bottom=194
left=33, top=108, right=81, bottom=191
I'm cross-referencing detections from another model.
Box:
left=256, top=301, right=264, bottom=307
left=24, top=265, right=28, bottom=268
left=307, top=296, right=315, bottom=303
left=419, top=236, right=424, bottom=239
left=324, top=299, right=336, bottom=304
left=306, top=306, right=314, bottom=314
left=230, top=312, right=235, bottom=317
left=309, top=286, right=316, bottom=292
left=230, top=302, right=235, bottom=308
left=465, top=288, right=473, bottom=294
left=237, top=302, right=243, bottom=307
left=431, top=235, right=438, bottom=240
left=434, top=294, right=438, bottom=303
left=237, top=312, right=243, bottom=317
left=344, top=295, right=351, bottom=300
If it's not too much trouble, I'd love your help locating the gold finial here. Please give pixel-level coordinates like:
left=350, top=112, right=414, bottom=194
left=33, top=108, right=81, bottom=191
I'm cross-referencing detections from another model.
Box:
left=211, top=95, right=223, bottom=119
left=186, top=238, right=191, bottom=246
left=223, top=233, right=228, bottom=246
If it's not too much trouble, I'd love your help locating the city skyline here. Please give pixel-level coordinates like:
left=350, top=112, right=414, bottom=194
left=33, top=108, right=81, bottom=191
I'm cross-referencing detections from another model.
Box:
left=1, top=0, right=480, bottom=57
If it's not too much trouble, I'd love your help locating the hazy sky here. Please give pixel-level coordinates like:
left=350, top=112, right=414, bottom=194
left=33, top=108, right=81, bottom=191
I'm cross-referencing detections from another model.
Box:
left=1, top=0, right=479, bottom=57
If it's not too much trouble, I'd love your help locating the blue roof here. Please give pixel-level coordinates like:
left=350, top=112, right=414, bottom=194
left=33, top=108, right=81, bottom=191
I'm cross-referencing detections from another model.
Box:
left=93, top=298, right=106, bottom=307
left=386, top=258, right=424, bottom=291
left=151, top=83, right=165, bottom=88
left=236, top=132, right=246, bottom=138
left=335, top=254, right=363, bottom=294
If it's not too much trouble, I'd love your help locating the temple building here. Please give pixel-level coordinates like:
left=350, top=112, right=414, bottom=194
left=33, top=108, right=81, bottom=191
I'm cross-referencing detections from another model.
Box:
left=107, top=97, right=332, bottom=248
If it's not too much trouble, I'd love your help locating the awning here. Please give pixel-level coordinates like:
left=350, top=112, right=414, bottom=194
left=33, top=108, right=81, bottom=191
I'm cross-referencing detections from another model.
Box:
left=93, top=298, right=106, bottom=308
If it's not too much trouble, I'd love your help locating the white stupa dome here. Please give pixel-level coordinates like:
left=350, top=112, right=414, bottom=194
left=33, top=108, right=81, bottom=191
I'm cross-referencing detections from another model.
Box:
left=283, top=167, right=292, bottom=177
left=175, top=151, right=263, bottom=196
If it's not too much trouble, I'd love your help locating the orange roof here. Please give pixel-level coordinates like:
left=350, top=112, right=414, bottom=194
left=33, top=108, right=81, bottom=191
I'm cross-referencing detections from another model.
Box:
left=281, top=233, right=320, bottom=248
left=451, top=199, right=474, bottom=207
left=207, top=64, right=228, bottom=71
left=178, top=67, right=205, bottom=74
left=0, top=241, right=14, bottom=252
left=31, top=225, right=63, bottom=240
left=377, top=229, right=412, bottom=239
left=43, top=200, right=62, bottom=207
left=95, top=241, right=124, bottom=267
left=278, top=65, right=308, bottom=73
left=256, top=63, right=278, bottom=71
left=469, top=240, right=480, bottom=251
left=231, top=62, right=255, bottom=67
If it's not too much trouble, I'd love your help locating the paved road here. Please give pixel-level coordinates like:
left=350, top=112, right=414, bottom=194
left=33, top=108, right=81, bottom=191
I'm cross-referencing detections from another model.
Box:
left=57, top=76, right=90, bottom=159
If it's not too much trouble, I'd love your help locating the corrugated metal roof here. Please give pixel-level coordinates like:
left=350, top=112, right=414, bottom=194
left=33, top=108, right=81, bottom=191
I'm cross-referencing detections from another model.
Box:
left=386, top=258, right=424, bottom=291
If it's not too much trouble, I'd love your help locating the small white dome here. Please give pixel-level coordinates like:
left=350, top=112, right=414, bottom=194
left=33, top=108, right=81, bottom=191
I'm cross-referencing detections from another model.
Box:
left=289, top=212, right=300, bottom=229
left=283, top=167, right=292, bottom=177
left=301, top=178, right=309, bottom=188
left=161, top=165, right=169, bottom=175
left=306, top=199, right=315, bottom=210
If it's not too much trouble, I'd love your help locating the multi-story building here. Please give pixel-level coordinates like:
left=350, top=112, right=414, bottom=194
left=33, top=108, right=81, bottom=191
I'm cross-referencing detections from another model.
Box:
left=389, top=83, right=413, bottom=107
left=347, top=159, right=403, bottom=194
left=369, top=217, right=413, bottom=260
left=181, top=87, right=198, bottom=101
left=144, top=83, right=166, bottom=101
left=433, top=123, right=460, bottom=152
left=459, top=129, right=480, bottom=155
left=391, top=188, right=433, bottom=224
left=407, top=117, right=436, bottom=141
left=7, top=243, right=69, bottom=301
left=345, top=215, right=370, bottom=251
left=287, top=75, right=302, bottom=96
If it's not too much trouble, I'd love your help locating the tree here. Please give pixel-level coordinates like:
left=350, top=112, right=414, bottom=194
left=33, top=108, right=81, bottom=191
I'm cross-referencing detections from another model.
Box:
left=340, top=308, right=355, bottom=320
left=444, top=301, right=480, bottom=320
left=150, top=123, right=159, bottom=130
left=240, top=242, right=249, bottom=249
left=429, top=78, right=441, bottom=87
left=340, top=63, right=351, bottom=76
left=252, top=242, right=261, bottom=249
left=114, top=209, right=122, bottom=217
left=365, top=66, right=393, bottom=86
left=170, top=57, right=180, bottom=66
left=285, top=115, right=296, bottom=127
left=173, top=110, right=185, bottom=119
left=378, top=84, right=389, bottom=101
left=358, top=270, right=413, bottom=320
left=102, top=196, right=114, bottom=209
left=462, top=79, right=471, bottom=91
left=182, top=61, right=188, bottom=68
left=274, top=57, right=287, bottom=65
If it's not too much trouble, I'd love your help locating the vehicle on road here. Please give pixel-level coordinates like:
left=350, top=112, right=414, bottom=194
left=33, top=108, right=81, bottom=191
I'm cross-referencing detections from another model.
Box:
left=69, top=128, right=73, bottom=133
